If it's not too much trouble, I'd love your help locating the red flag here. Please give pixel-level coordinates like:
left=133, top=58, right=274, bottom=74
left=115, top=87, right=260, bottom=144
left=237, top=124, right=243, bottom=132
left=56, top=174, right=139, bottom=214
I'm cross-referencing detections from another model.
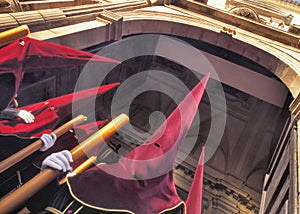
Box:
left=0, top=37, right=119, bottom=111
left=0, top=83, right=119, bottom=138
left=186, top=146, right=205, bottom=214
left=67, top=73, right=210, bottom=213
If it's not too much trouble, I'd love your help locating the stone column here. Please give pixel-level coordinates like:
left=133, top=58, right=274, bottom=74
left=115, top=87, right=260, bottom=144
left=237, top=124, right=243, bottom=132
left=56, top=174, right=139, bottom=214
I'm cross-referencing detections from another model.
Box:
left=289, top=93, right=300, bottom=214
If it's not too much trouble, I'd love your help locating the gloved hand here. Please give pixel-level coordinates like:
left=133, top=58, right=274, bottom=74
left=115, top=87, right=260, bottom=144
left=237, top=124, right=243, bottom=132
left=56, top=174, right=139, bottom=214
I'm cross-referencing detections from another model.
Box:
left=18, top=110, right=35, bottom=123
left=41, top=150, right=73, bottom=172
left=40, top=133, right=57, bottom=151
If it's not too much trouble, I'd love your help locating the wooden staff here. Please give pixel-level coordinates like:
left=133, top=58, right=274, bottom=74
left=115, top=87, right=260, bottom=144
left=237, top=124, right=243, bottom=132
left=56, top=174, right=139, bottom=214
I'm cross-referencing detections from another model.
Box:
left=0, top=114, right=129, bottom=213
left=0, top=115, right=87, bottom=173
left=59, top=156, right=97, bottom=185
left=59, top=147, right=115, bottom=185
left=0, top=25, right=30, bottom=47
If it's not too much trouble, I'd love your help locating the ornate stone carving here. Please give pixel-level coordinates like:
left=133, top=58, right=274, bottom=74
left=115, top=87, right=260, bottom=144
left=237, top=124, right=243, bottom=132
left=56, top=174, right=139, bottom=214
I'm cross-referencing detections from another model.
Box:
left=0, top=0, right=22, bottom=13
left=97, top=10, right=123, bottom=40
left=174, top=163, right=260, bottom=213
left=288, top=24, right=300, bottom=36
left=221, top=25, right=236, bottom=35
left=229, top=6, right=260, bottom=22
left=228, top=0, right=294, bottom=25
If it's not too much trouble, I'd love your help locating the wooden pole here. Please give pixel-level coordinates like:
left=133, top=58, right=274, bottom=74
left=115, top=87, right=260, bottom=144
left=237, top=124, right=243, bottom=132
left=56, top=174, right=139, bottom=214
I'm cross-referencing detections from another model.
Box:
left=0, top=115, right=87, bottom=173
left=59, top=156, right=97, bottom=185
left=59, top=147, right=116, bottom=185
left=70, top=114, right=128, bottom=160
left=0, top=25, right=30, bottom=47
left=0, top=114, right=129, bottom=213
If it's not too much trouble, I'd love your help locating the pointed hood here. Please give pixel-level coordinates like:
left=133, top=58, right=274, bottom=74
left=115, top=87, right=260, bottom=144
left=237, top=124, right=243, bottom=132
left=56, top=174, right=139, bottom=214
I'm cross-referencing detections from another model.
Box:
left=186, top=146, right=205, bottom=214
left=103, top=73, right=210, bottom=179
left=0, top=83, right=119, bottom=138
left=67, top=73, right=210, bottom=213
left=0, top=37, right=119, bottom=111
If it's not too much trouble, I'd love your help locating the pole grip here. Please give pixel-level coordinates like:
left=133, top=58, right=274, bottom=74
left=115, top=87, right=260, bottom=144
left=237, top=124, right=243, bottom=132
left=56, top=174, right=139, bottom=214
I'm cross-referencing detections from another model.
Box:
left=59, top=156, right=97, bottom=185
left=0, top=25, right=30, bottom=47
left=0, top=115, right=87, bottom=173
left=0, top=168, right=61, bottom=213
left=71, top=114, right=129, bottom=160
left=0, top=114, right=129, bottom=214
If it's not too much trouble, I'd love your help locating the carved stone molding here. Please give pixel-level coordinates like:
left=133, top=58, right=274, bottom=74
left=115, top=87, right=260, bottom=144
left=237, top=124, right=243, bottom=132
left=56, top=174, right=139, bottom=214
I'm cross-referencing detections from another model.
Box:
left=289, top=24, right=300, bottom=36
left=0, top=0, right=146, bottom=32
left=174, top=162, right=260, bottom=213
left=203, top=177, right=259, bottom=213
left=0, top=0, right=22, bottom=13
left=229, top=6, right=260, bottom=22
left=227, top=0, right=294, bottom=25
left=97, top=10, right=123, bottom=40
left=9, top=11, right=46, bottom=31
left=221, top=25, right=236, bottom=35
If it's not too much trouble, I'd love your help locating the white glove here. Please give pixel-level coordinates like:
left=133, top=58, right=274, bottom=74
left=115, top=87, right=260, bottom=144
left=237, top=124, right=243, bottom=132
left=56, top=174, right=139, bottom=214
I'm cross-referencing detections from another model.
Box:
left=40, top=133, right=57, bottom=151
left=18, top=110, right=35, bottom=123
left=41, top=150, right=73, bottom=172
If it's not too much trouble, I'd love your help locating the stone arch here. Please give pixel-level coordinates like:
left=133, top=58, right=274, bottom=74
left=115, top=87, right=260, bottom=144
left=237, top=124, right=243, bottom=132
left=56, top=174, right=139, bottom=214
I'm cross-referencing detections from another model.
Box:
left=4, top=9, right=298, bottom=99
left=120, top=17, right=299, bottom=98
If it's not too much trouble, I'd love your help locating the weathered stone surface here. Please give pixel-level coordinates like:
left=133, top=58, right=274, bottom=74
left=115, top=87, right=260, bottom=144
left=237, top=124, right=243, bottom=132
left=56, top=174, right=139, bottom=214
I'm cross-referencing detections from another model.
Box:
left=1, top=1, right=299, bottom=213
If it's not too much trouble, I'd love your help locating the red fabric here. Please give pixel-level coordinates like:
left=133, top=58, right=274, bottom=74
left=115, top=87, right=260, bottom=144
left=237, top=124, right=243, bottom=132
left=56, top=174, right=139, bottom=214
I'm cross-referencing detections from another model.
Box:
left=23, top=37, right=120, bottom=69
left=186, top=146, right=205, bottom=214
left=69, top=168, right=181, bottom=214
left=0, top=37, right=119, bottom=111
left=68, top=73, right=210, bottom=213
left=73, top=120, right=108, bottom=137
left=0, top=83, right=119, bottom=138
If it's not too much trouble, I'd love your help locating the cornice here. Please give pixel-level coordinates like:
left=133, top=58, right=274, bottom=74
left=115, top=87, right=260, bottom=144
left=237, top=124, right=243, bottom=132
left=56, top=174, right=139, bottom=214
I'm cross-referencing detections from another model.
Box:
left=118, top=7, right=300, bottom=96
left=2, top=2, right=298, bottom=98
left=174, top=164, right=260, bottom=213
left=173, top=0, right=300, bottom=47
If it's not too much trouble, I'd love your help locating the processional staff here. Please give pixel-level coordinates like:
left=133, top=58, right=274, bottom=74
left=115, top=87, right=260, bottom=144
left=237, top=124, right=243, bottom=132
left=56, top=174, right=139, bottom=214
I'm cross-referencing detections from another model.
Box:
left=0, top=115, right=87, bottom=173
left=59, top=145, right=117, bottom=185
left=0, top=113, right=129, bottom=214
left=0, top=25, right=30, bottom=47
left=59, top=155, right=97, bottom=185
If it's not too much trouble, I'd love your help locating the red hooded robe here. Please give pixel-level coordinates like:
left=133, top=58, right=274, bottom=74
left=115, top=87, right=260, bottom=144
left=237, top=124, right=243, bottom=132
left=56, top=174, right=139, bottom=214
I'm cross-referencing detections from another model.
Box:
left=67, top=73, right=210, bottom=214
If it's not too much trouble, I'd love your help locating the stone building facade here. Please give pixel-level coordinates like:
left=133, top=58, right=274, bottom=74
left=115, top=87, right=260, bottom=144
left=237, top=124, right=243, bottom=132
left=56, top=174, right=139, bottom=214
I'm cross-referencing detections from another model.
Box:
left=0, top=0, right=299, bottom=213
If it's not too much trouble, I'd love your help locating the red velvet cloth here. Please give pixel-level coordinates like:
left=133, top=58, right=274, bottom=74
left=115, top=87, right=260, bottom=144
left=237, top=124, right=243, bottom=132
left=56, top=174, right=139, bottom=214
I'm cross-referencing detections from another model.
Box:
left=22, top=37, right=120, bottom=69
left=0, top=37, right=119, bottom=72
left=0, top=83, right=119, bottom=138
left=0, top=37, right=119, bottom=111
left=186, top=147, right=205, bottom=214
left=68, top=74, right=210, bottom=213
left=69, top=168, right=182, bottom=214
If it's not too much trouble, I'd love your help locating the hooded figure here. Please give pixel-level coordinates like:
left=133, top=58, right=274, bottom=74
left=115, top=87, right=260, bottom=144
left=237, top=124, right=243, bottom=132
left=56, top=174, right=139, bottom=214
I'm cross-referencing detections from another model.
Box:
left=0, top=36, right=120, bottom=212
left=0, top=83, right=119, bottom=197
left=39, top=73, right=210, bottom=214
left=0, top=36, right=119, bottom=114
left=0, top=119, right=110, bottom=213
